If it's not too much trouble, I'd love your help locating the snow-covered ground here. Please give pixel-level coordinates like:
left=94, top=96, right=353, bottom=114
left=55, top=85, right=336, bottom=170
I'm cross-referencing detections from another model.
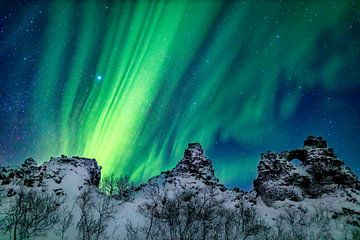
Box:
left=0, top=137, right=359, bottom=239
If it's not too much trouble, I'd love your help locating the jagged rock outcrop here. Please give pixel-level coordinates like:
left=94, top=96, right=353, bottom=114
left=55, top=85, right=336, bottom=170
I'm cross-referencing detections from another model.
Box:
left=254, top=136, right=360, bottom=205
left=1, top=137, right=358, bottom=207
left=173, top=143, right=216, bottom=182
left=0, top=156, right=101, bottom=197
left=141, top=143, right=227, bottom=193
left=0, top=136, right=359, bottom=239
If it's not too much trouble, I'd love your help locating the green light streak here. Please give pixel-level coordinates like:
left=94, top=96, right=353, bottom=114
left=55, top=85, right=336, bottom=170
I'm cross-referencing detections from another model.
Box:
left=27, top=0, right=359, bottom=185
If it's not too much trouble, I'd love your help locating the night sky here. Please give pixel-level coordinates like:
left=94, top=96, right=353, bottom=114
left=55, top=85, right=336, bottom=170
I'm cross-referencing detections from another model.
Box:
left=0, top=0, right=359, bottom=189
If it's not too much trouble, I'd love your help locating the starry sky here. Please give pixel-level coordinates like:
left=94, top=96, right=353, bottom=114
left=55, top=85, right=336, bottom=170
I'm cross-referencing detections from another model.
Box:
left=0, top=0, right=359, bottom=189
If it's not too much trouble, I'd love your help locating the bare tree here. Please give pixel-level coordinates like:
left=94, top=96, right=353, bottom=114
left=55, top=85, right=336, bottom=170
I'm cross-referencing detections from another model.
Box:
left=100, top=174, right=134, bottom=201
left=224, top=201, right=268, bottom=240
left=274, top=206, right=309, bottom=240
left=126, top=220, right=142, bottom=240
left=100, top=174, right=117, bottom=196
left=76, top=187, right=117, bottom=240
left=58, top=204, right=74, bottom=240
left=128, top=186, right=267, bottom=240
left=1, top=188, right=62, bottom=240
left=114, top=175, right=134, bottom=201
left=307, top=203, right=332, bottom=240
left=271, top=204, right=343, bottom=240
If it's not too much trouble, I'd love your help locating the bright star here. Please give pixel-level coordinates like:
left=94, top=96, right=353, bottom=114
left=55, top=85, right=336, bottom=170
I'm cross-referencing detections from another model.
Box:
left=97, top=75, right=102, bottom=81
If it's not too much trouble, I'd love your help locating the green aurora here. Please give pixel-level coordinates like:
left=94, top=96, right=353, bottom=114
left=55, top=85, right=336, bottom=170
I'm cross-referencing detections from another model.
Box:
left=1, top=0, right=360, bottom=187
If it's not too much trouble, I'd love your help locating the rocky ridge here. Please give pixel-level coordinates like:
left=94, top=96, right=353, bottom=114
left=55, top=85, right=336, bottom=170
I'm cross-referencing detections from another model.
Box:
left=1, top=137, right=359, bottom=208
left=0, top=136, right=360, bottom=238
left=141, top=143, right=227, bottom=193
left=0, top=155, right=101, bottom=198
left=253, top=136, right=360, bottom=205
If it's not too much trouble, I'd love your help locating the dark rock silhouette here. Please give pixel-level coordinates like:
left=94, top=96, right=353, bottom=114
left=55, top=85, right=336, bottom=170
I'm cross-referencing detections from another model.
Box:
left=0, top=136, right=360, bottom=237
left=0, top=156, right=101, bottom=197
left=253, top=136, right=360, bottom=205
left=140, top=142, right=227, bottom=192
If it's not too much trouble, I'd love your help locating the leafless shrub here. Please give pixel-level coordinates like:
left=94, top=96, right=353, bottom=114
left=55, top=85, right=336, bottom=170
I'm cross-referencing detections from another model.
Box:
left=127, top=186, right=267, bottom=240
left=1, top=188, right=62, bottom=240
left=58, top=204, right=74, bottom=240
left=100, top=174, right=117, bottom=196
left=100, top=174, right=134, bottom=201
left=307, top=203, right=333, bottom=240
left=272, top=204, right=336, bottom=240
left=224, top=201, right=268, bottom=240
left=274, top=206, right=309, bottom=240
left=126, top=220, right=141, bottom=240
left=76, top=187, right=117, bottom=240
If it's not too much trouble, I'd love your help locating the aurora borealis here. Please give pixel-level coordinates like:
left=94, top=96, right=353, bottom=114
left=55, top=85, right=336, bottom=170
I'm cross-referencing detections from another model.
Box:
left=0, top=1, right=359, bottom=188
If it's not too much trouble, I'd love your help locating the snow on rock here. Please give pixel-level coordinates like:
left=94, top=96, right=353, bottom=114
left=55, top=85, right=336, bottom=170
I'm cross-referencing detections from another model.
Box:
left=0, top=136, right=359, bottom=239
left=134, top=142, right=229, bottom=201
left=253, top=136, right=360, bottom=206
left=0, top=155, right=101, bottom=198
left=166, top=143, right=223, bottom=187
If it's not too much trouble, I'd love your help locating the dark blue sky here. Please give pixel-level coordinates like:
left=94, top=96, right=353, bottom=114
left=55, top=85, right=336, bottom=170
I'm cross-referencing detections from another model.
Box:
left=0, top=1, right=359, bottom=188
